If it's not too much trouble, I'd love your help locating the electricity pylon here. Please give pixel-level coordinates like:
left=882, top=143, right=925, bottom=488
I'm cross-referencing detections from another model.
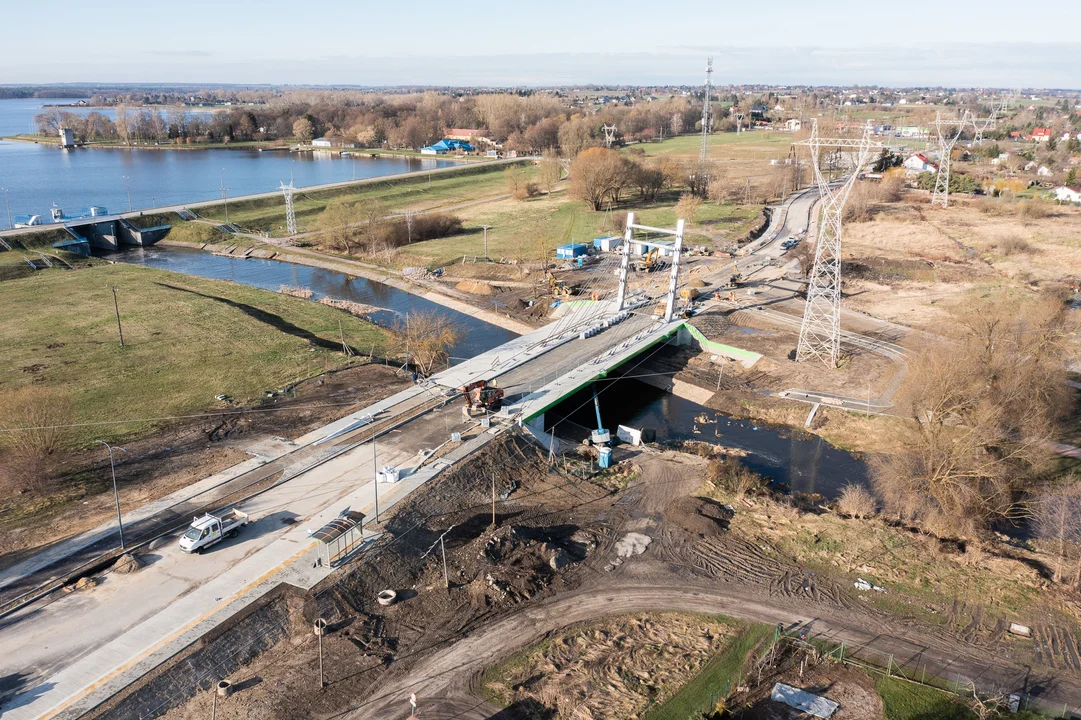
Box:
left=280, top=181, right=297, bottom=236
left=699, top=57, right=714, bottom=163
left=602, top=124, right=617, bottom=149
left=931, top=112, right=970, bottom=208
left=794, top=120, right=881, bottom=368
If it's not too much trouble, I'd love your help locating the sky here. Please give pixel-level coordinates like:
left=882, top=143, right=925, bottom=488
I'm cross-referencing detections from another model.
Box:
left=2, top=0, right=1079, bottom=88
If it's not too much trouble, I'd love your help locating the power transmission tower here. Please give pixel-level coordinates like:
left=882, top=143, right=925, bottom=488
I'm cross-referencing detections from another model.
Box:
left=601, top=124, right=617, bottom=149
left=280, top=181, right=297, bottom=236
left=699, top=57, right=714, bottom=163
left=794, top=120, right=881, bottom=368
left=930, top=112, right=969, bottom=208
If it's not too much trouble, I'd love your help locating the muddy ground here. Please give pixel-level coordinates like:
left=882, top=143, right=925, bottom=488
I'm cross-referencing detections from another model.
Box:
left=0, top=363, right=411, bottom=569
left=139, top=432, right=1081, bottom=720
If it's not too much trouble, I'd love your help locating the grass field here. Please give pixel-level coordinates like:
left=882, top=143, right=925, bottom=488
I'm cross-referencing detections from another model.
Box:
left=193, top=161, right=523, bottom=238
left=0, top=259, right=389, bottom=446
left=390, top=191, right=763, bottom=268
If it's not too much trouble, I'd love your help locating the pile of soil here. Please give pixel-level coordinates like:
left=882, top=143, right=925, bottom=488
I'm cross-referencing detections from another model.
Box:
left=667, top=496, right=734, bottom=538
left=455, top=279, right=494, bottom=295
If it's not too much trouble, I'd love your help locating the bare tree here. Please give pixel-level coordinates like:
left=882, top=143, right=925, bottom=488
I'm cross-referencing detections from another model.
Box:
left=872, top=295, right=1075, bottom=539
left=362, top=200, right=388, bottom=253
left=674, top=193, right=702, bottom=223
left=569, top=147, right=624, bottom=210
left=319, top=200, right=359, bottom=254
left=393, top=310, right=462, bottom=376
left=0, top=386, right=74, bottom=491
left=537, top=149, right=562, bottom=196
left=1034, top=477, right=1081, bottom=583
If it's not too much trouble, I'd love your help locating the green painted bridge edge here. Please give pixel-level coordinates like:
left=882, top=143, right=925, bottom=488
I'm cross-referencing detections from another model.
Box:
left=681, top=323, right=763, bottom=365
left=519, top=320, right=761, bottom=423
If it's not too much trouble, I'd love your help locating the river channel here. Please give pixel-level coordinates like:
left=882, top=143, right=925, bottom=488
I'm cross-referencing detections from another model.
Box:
left=115, top=245, right=871, bottom=498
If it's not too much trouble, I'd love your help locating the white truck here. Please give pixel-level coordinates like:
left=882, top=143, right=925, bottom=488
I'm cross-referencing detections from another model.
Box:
left=179, top=509, right=249, bottom=554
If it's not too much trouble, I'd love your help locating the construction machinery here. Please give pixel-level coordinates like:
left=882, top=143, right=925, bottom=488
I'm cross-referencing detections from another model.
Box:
left=634, top=247, right=660, bottom=272
left=460, top=379, right=505, bottom=418
left=725, top=264, right=743, bottom=289
left=546, top=272, right=576, bottom=297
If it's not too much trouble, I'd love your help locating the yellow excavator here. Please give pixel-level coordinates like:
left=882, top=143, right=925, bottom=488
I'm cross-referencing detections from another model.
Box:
left=546, top=272, right=576, bottom=297
left=726, top=263, right=743, bottom=288
left=636, top=247, right=660, bottom=272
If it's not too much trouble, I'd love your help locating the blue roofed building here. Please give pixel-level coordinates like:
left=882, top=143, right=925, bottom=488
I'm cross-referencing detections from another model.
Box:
left=421, top=139, right=475, bottom=155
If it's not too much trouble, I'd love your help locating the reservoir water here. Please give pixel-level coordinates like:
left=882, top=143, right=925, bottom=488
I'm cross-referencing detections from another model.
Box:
left=0, top=98, right=454, bottom=225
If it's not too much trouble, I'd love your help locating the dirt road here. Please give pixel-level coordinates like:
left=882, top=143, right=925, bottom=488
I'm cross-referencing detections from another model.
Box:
left=344, top=578, right=1061, bottom=720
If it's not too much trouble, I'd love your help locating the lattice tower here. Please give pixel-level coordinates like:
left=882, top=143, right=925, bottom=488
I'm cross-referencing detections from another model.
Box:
left=280, top=181, right=297, bottom=236
left=699, top=57, right=714, bottom=162
left=931, top=112, right=970, bottom=208
left=794, top=120, right=881, bottom=367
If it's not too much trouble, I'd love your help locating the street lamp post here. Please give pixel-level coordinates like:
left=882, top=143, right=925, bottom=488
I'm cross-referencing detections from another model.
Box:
left=96, top=440, right=129, bottom=549
left=122, top=176, right=132, bottom=212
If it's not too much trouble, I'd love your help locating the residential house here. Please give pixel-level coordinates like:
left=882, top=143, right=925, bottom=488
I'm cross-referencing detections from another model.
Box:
left=991, top=153, right=1009, bottom=166
left=1038, top=166, right=1054, bottom=177
left=1054, top=186, right=1081, bottom=203
left=784, top=118, right=802, bottom=132
left=1029, top=128, right=1053, bottom=142
left=311, top=137, right=333, bottom=148
left=1025, top=160, right=1038, bottom=172
left=903, top=153, right=938, bottom=174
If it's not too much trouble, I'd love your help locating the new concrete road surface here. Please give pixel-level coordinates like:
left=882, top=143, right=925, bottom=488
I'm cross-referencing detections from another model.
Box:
left=0, top=397, right=463, bottom=720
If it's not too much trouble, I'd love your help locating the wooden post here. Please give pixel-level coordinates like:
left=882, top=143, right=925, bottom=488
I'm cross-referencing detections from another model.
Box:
left=491, top=474, right=496, bottom=527
left=441, top=536, right=449, bottom=588
left=109, top=285, right=125, bottom=347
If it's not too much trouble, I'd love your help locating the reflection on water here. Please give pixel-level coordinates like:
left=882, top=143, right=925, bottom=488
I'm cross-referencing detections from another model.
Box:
left=115, top=246, right=518, bottom=358
left=547, top=378, right=869, bottom=500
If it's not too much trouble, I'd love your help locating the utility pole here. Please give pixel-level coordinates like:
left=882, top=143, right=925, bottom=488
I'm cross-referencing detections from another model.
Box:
left=122, top=175, right=132, bottom=212
left=699, top=57, right=714, bottom=164
left=372, top=435, right=379, bottom=522
left=220, top=168, right=229, bottom=224
left=481, top=225, right=491, bottom=261
left=2, top=186, right=12, bottom=229
left=96, top=440, right=128, bottom=549
left=314, top=619, right=327, bottom=688
left=107, top=285, right=125, bottom=346
left=422, top=525, right=456, bottom=590
left=491, top=474, right=497, bottom=527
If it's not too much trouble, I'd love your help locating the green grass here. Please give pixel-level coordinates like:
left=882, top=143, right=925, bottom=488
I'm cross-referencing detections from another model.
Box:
left=629, top=131, right=795, bottom=160
left=0, top=261, right=390, bottom=446
left=392, top=192, right=762, bottom=269
left=195, top=161, right=522, bottom=237
left=641, top=622, right=773, bottom=720
left=875, top=676, right=978, bottom=719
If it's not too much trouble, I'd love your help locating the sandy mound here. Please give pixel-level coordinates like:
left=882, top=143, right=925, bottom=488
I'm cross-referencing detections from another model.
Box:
left=455, top=279, right=494, bottom=295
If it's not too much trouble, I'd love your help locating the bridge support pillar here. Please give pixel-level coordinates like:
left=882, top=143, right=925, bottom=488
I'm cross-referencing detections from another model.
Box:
left=615, top=212, right=634, bottom=311
left=663, top=219, right=686, bottom=323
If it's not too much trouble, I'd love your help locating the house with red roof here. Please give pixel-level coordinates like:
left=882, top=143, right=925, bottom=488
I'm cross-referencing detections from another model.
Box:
left=1029, top=128, right=1053, bottom=142
left=903, top=152, right=938, bottom=174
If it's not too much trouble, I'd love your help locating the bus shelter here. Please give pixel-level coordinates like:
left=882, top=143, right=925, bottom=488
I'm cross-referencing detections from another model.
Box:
left=312, top=510, right=367, bottom=566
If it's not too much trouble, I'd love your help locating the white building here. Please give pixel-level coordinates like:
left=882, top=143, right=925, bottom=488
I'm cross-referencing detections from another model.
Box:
left=1054, top=186, right=1081, bottom=204
left=311, top=137, right=332, bottom=148
left=1037, top=166, right=1053, bottom=178
left=903, top=153, right=937, bottom=173
left=784, top=118, right=802, bottom=132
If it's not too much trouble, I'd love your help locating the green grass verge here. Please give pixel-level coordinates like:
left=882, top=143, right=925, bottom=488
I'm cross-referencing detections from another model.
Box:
left=874, top=675, right=1046, bottom=720
left=0, top=261, right=390, bottom=446
left=641, top=622, right=774, bottom=720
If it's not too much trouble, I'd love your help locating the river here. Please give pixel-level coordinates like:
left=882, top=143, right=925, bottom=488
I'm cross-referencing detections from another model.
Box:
left=0, top=98, right=453, bottom=226
left=115, top=245, right=518, bottom=360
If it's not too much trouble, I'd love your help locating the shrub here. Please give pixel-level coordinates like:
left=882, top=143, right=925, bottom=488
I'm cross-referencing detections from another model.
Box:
left=1018, top=200, right=1052, bottom=219
left=996, top=235, right=1035, bottom=255
left=380, top=213, right=463, bottom=248
left=836, top=484, right=876, bottom=518
left=708, top=457, right=767, bottom=497
left=0, top=386, right=74, bottom=491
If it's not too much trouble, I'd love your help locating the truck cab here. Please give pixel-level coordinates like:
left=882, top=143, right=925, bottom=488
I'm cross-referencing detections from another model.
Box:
left=179, top=509, right=249, bottom=554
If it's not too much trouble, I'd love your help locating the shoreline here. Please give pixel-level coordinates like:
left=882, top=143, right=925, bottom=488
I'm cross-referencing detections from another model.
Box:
left=157, top=239, right=537, bottom=335
left=0, top=135, right=484, bottom=162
